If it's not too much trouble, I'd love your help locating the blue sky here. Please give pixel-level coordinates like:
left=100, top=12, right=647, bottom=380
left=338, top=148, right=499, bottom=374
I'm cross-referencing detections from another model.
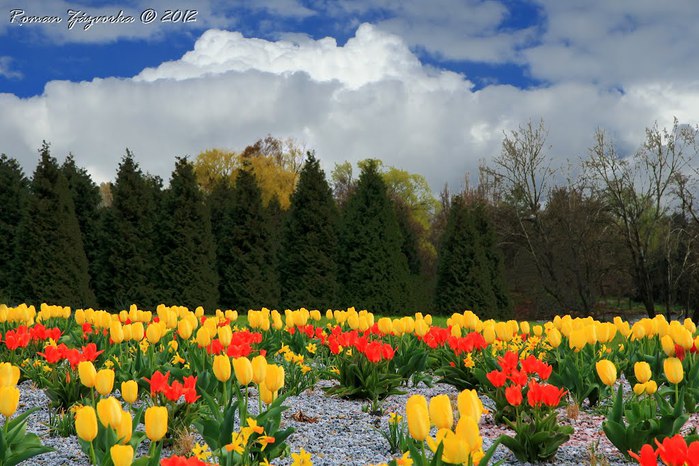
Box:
left=1, top=0, right=698, bottom=189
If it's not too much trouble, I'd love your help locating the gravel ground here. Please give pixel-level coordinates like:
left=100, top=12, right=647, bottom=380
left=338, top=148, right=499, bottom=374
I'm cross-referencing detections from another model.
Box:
left=14, top=378, right=663, bottom=465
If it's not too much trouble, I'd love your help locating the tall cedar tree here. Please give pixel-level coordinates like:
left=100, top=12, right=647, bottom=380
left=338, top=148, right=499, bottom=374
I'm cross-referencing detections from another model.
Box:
left=159, top=158, right=218, bottom=310
left=14, top=143, right=96, bottom=307
left=0, top=155, right=29, bottom=300
left=472, top=203, right=511, bottom=314
left=435, top=196, right=510, bottom=317
left=94, top=151, right=162, bottom=308
left=62, top=155, right=101, bottom=296
left=216, top=167, right=279, bottom=310
left=339, top=159, right=410, bottom=313
left=279, top=153, right=339, bottom=309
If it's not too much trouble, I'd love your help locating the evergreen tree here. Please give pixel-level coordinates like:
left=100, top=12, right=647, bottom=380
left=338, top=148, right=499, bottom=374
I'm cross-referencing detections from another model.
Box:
left=14, top=143, right=96, bottom=307
left=0, top=155, right=29, bottom=301
left=279, top=152, right=339, bottom=310
left=159, top=157, right=218, bottom=309
left=435, top=196, right=510, bottom=317
left=338, top=159, right=409, bottom=313
left=217, top=167, right=279, bottom=310
left=94, top=151, right=162, bottom=309
left=472, top=203, right=511, bottom=314
left=62, top=154, right=101, bottom=296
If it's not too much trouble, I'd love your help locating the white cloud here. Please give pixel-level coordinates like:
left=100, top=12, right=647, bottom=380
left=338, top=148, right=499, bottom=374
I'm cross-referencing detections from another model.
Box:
left=0, top=23, right=698, bottom=195
left=0, top=56, right=22, bottom=79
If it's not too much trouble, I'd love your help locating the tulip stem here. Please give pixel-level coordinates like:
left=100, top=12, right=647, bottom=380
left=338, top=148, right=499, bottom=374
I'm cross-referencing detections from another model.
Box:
left=89, top=441, right=96, bottom=465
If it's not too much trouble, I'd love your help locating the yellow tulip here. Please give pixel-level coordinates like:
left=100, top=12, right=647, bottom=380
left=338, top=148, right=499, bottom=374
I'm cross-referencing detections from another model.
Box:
left=520, top=321, right=530, bottom=335
left=0, top=386, right=20, bottom=417
left=414, top=319, right=429, bottom=337
left=457, top=389, right=484, bottom=422
left=645, top=380, right=658, bottom=395
left=661, top=334, right=676, bottom=356
left=436, top=429, right=470, bottom=465
left=177, top=320, right=193, bottom=340
left=196, top=327, right=211, bottom=347
left=664, top=357, right=684, bottom=384
left=131, top=322, right=145, bottom=341
left=547, top=328, right=562, bottom=348
left=110, top=321, right=124, bottom=344
left=110, top=445, right=134, bottom=466
left=75, top=406, right=98, bottom=442
left=0, top=362, right=20, bottom=387
left=406, top=395, right=430, bottom=441
left=145, top=406, right=168, bottom=442
left=95, top=369, right=115, bottom=396
left=429, top=394, right=453, bottom=430
left=482, top=326, right=496, bottom=344
left=251, top=355, right=268, bottom=385
left=260, top=384, right=275, bottom=405
left=233, top=357, right=253, bottom=386
left=146, top=323, right=162, bottom=344
left=115, top=410, right=132, bottom=443
left=634, top=362, right=652, bottom=384
left=265, top=364, right=285, bottom=392
left=455, top=414, right=483, bottom=452
left=78, top=361, right=97, bottom=388
left=97, top=396, right=122, bottom=429
left=377, top=318, right=393, bottom=335
left=218, top=326, right=233, bottom=347
left=213, top=355, right=232, bottom=383
left=633, top=382, right=647, bottom=396
left=121, top=380, right=138, bottom=404
left=595, top=359, right=617, bottom=386
left=569, top=328, right=587, bottom=352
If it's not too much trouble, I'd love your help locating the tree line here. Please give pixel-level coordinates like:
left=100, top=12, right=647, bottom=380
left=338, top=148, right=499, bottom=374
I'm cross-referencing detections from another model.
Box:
left=3, top=118, right=697, bottom=320
left=0, top=139, right=510, bottom=318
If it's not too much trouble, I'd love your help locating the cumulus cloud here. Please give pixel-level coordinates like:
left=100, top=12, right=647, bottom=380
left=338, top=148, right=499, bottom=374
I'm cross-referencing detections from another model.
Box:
left=0, top=56, right=22, bottom=79
left=0, top=23, right=697, bottom=194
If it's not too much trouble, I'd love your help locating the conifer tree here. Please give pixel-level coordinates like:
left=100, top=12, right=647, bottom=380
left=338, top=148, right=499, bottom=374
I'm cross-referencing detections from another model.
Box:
left=217, top=166, right=279, bottom=310
left=14, top=143, right=96, bottom=306
left=435, top=196, right=510, bottom=317
left=279, top=153, right=339, bottom=310
left=159, top=157, right=218, bottom=310
left=472, top=203, right=511, bottom=315
left=94, top=151, right=162, bottom=309
left=62, top=154, right=101, bottom=296
left=338, top=159, right=409, bottom=313
left=0, top=155, right=28, bottom=300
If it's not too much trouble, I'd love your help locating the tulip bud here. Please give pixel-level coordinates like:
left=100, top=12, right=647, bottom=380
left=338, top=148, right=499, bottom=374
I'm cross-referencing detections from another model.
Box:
left=218, top=326, right=233, bottom=347
left=177, top=320, right=193, bottom=340
left=645, top=380, right=658, bottom=395
left=146, top=323, right=162, bottom=344
left=78, top=361, right=97, bottom=388
left=429, top=394, right=453, bottom=430
left=121, top=380, right=138, bottom=404
left=97, top=396, right=122, bottom=429
left=595, top=359, right=617, bottom=386
left=251, top=355, right=268, bottom=385
left=95, top=369, right=115, bottom=396
left=260, top=384, right=275, bottom=405
left=414, top=319, right=429, bottom=337
left=233, top=357, right=253, bottom=386
left=115, top=410, right=132, bottom=443
left=110, top=321, right=124, bottom=344
left=664, top=357, right=684, bottom=384
left=0, top=386, right=20, bottom=417
left=406, top=395, right=430, bottom=441
left=457, top=389, right=484, bottom=422
left=75, top=406, right=98, bottom=442
left=634, top=362, right=652, bottom=384
left=0, top=363, right=20, bottom=388
left=482, top=326, right=496, bottom=344
left=131, top=322, right=145, bottom=341
left=213, top=355, right=232, bottom=383
left=547, top=328, right=562, bottom=348
left=196, top=327, right=211, bottom=347
left=661, top=334, right=676, bottom=356
left=110, top=445, right=134, bottom=466
left=455, top=414, right=483, bottom=453
left=633, top=382, right=647, bottom=396
left=264, top=364, right=284, bottom=393
left=377, top=318, right=393, bottom=335
left=145, top=406, right=168, bottom=442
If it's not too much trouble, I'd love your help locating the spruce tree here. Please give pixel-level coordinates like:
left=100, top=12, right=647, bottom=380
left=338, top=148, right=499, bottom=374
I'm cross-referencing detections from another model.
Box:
left=0, top=155, right=29, bottom=301
left=62, top=154, right=101, bottom=297
left=338, top=159, right=409, bottom=313
left=217, top=167, right=279, bottom=310
left=435, top=196, right=510, bottom=317
left=14, top=143, right=96, bottom=307
left=279, top=153, right=339, bottom=310
left=159, top=157, right=218, bottom=310
left=94, top=151, right=161, bottom=309
left=472, top=203, right=511, bottom=315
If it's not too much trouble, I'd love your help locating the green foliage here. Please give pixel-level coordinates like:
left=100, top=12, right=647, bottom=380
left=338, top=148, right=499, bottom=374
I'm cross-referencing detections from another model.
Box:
left=435, top=197, right=510, bottom=318
left=338, top=160, right=410, bottom=313
left=93, top=150, right=162, bottom=309
left=501, top=409, right=574, bottom=462
left=0, top=408, right=54, bottom=466
left=159, top=157, right=219, bottom=310
left=0, top=154, right=28, bottom=301
left=214, top=167, right=279, bottom=310
left=602, top=384, right=688, bottom=458
left=14, top=142, right=96, bottom=307
left=279, top=152, right=339, bottom=310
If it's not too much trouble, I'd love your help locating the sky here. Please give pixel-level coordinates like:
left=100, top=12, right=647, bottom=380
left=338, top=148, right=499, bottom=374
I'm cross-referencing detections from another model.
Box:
left=1, top=0, right=698, bottom=191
